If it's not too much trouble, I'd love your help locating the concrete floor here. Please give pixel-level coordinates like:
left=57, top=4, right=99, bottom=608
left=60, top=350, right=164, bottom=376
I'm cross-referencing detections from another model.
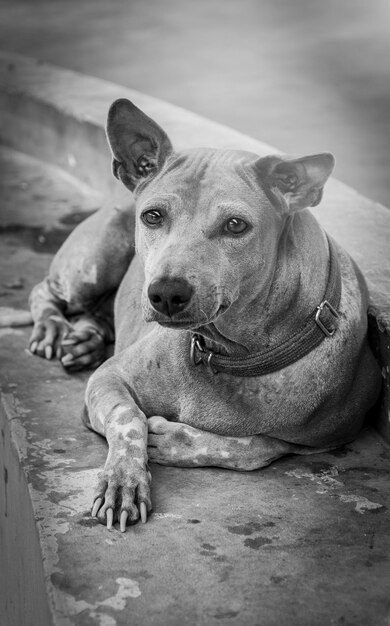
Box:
left=1, top=121, right=390, bottom=626
left=0, top=0, right=390, bottom=208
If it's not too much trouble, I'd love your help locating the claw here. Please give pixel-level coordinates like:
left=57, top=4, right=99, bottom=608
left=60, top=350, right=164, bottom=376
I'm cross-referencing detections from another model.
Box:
left=106, top=508, right=114, bottom=530
left=61, top=337, right=78, bottom=346
left=91, top=497, right=103, bottom=518
left=61, top=354, right=74, bottom=366
left=120, top=510, right=128, bottom=532
left=45, top=345, right=53, bottom=360
left=30, top=341, right=37, bottom=354
left=140, top=502, right=148, bottom=524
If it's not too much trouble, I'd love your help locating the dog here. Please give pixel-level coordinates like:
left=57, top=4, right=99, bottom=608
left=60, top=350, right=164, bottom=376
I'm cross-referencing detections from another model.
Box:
left=29, top=99, right=381, bottom=532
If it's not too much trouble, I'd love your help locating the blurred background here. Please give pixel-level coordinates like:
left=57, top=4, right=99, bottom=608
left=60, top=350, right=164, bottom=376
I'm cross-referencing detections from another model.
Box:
left=1, top=0, right=389, bottom=207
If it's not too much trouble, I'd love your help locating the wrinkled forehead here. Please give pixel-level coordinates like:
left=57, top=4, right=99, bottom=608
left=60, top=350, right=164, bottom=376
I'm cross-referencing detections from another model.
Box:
left=137, top=148, right=266, bottom=211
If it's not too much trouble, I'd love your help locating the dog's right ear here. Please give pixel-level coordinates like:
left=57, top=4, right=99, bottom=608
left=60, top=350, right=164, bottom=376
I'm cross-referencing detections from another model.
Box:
left=106, top=98, right=173, bottom=191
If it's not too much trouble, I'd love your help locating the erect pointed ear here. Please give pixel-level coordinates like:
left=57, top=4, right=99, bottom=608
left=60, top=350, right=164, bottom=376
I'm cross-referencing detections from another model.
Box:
left=256, top=153, right=335, bottom=212
left=106, top=98, right=173, bottom=191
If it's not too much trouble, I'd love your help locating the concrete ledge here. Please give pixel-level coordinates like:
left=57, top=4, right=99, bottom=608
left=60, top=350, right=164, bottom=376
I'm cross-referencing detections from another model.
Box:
left=1, top=51, right=390, bottom=626
left=0, top=397, right=52, bottom=626
left=0, top=51, right=277, bottom=205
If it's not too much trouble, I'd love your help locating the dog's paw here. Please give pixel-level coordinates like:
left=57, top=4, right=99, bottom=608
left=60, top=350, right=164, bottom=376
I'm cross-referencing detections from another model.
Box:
left=29, top=315, right=71, bottom=361
left=60, top=327, right=106, bottom=371
left=148, top=415, right=206, bottom=467
left=91, top=452, right=152, bottom=532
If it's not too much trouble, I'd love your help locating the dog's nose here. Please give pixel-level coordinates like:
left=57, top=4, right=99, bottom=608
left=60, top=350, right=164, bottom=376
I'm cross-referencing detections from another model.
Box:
left=148, top=277, right=193, bottom=316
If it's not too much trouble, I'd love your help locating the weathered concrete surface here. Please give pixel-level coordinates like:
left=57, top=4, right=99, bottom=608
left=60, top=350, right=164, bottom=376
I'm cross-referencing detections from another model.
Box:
left=0, top=54, right=390, bottom=625
left=1, top=325, right=390, bottom=626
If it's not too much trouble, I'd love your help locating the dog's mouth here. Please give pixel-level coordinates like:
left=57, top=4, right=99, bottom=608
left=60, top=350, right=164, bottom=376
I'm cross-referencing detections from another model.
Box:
left=153, top=304, right=230, bottom=330
left=157, top=320, right=195, bottom=329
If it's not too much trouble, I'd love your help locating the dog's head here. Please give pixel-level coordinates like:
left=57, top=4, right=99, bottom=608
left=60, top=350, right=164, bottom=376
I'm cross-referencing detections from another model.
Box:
left=107, top=98, right=334, bottom=329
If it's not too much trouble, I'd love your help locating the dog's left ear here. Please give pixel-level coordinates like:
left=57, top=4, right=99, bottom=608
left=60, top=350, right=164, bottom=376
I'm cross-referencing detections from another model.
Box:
left=257, top=153, right=335, bottom=212
left=106, top=98, right=173, bottom=191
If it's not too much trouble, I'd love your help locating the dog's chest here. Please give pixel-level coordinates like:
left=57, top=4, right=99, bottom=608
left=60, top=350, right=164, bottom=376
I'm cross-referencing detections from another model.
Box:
left=175, top=370, right=293, bottom=436
left=132, top=333, right=303, bottom=437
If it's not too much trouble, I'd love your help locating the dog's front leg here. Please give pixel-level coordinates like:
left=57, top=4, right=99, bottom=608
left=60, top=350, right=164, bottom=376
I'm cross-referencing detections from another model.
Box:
left=85, top=367, right=151, bottom=531
left=148, top=416, right=317, bottom=471
left=59, top=302, right=115, bottom=371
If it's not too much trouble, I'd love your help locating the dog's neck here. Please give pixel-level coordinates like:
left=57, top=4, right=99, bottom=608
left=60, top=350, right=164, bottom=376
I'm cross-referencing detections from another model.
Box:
left=195, top=211, right=330, bottom=358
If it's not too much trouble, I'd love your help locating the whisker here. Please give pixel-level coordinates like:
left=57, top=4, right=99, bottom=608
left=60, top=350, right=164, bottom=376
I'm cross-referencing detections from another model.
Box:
left=199, top=308, right=209, bottom=323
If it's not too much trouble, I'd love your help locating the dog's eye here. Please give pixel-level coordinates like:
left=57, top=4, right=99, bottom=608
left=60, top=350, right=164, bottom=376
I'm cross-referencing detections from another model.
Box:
left=141, top=209, right=164, bottom=227
left=224, top=218, right=248, bottom=235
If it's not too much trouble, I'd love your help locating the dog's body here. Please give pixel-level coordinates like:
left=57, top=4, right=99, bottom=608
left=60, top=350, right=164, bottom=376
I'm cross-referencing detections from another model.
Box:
left=29, top=100, right=381, bottom=531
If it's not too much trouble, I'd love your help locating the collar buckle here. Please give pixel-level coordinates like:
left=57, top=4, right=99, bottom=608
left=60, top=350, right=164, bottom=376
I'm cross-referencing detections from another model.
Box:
left=190, top=334, right=217, bottom=374
left=315, top=299, right=339, bottom=337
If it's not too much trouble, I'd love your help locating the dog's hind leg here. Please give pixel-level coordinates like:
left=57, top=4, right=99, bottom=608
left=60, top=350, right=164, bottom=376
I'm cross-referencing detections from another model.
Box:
left=29, top=203, right=136, bottom=369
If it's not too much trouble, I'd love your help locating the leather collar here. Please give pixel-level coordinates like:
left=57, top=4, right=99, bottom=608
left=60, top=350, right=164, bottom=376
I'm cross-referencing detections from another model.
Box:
left=190, top=234, right=341, bottom=377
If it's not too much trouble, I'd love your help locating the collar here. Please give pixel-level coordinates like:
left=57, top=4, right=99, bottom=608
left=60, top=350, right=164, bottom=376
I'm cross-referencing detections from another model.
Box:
left=190, top=234, right=341, bottom=377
